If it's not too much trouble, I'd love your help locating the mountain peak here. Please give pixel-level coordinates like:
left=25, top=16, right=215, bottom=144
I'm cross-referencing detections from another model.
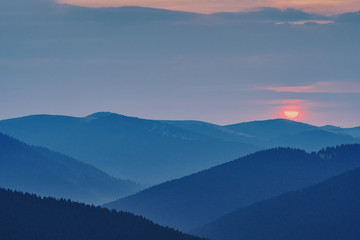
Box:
left=85, top=112, right=116, bottom=119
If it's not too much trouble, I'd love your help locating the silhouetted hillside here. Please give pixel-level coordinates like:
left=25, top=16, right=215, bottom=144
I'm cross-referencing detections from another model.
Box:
left=194, top=158, right=360, bottom=240
left=105, top=144, right=360, bottom=231
left=162, top=120, right=256, bottom=143
left=0, top=133, right=142, bottom=204
left=165, top=118, right=360, bottom=150
left=0, top=113, right=260, bottom=184
left=0, top=188, right=203, bottom=240
left=225, top=119, right=317, bottom=140
left=321, top=125, right=360, bottom=138
left=270, top=130, right=360, bottom=151
left=1, top=113, right=358, bottom=184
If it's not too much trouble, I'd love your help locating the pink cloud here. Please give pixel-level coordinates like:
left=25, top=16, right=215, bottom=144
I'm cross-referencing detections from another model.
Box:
left=276, top=20, right=334, bottom=25
left=265, top=99, right=305, bottom=105
left=57, top=0, right=360, bottom=15
left=264, top=82, right=360, bottom=93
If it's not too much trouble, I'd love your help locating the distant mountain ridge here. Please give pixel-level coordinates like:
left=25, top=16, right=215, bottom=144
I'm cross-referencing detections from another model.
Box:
left=164, top=118, right=360, bottom=150
left=105, top=144, right=360, bottom=231
left=193, top=155, right=360, bottom=240
left=225, top=118, right=317, bottom=139
left=321, top=125, right=360, bottom=138
left=270, top=129, right=359, bottom=151
left=0, top=112, right=260, bottom=184
left=0, top=133, right=142, bottom=204
left=0, top=188, right=202, bottom=240
left=0, top=113, right=359, bottom=184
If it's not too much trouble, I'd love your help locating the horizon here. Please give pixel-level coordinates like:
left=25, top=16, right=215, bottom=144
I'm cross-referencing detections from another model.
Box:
left=0, top=111, right=358, bottom=128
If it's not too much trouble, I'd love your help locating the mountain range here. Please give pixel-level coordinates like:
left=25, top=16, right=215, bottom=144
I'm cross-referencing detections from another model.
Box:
left=1, top=112, right=359, bottom=237
left=105, top=144, right=360, bottom=231
left=0, top=188, right=202, bottom=240
left=166, top=118, right=360, bottom=150
left=193, top=152, right=360, bottom=240
left=0, top=133, right=141, bottom=204
left=2, top=1, right=360, bottom=239
left=0, top=113, right=359, bottom=184
left=0, top=113, right=260, bottom=184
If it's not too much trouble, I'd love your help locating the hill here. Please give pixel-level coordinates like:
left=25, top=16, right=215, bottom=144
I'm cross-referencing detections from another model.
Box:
left=105, top=144, right=360, bottom=231
left=0, top=188, right=203, bottom=240
left=0, top=133, right=141, bottom=204
left=193, top=156, right=360, bottom=240
left=0, top=113, right=260, bottom=184
left=164, top=119, right=360, bottom=151
left=321, top=125, right=360, bottom=138
left=162, top=120, right=255, bottom=143
left=1, top=113, right=358, bottom=184
left=225, top=119, right=317, bottom=140
left=269, top=129, right=360, bottom=151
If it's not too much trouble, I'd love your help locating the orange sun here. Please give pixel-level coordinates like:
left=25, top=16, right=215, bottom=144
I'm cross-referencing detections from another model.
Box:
left=284, top=111, right=299, bottom=119
left=276, top=100, right=305, bottom=121
left=278, top=104, right=304, bottom=121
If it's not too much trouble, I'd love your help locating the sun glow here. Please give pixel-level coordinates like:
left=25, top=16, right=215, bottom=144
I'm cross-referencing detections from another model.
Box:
left=277, top=101, right=305, bottom=121
left=284, top=111, right=299, bottom=119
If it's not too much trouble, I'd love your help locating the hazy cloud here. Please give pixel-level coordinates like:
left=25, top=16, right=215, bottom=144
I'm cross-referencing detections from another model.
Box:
left=264, top=82, right=360, bottom=94
left=57, top=0, right=360, bottom=14
left=276, top=20, right=334, bottom=24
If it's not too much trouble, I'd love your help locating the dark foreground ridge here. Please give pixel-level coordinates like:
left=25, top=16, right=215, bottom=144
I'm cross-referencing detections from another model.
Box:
left=0, top=188, right=204, bottom=240
left=193, top=163, right=360, bottom=240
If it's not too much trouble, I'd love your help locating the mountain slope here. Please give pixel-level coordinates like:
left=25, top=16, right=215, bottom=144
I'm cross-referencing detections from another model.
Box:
left=0, top=112, right=260, bottom=184
left=105, top=144, right=360, bottom=231
left=193, top=160, right=360, bottom=240
left=0, top=188, right=202, bottom=240
left=0, top=133, right=141, bottom=204
left=270, top=130, right=360, bottom=151
left=225, top=118, right=317, bottom=140
left=166, top=119, right=359, bottom=151
left=321, top=125, right=360, bottom=138
left=0, top=113, right=358, bottom=184
left=162, top=120, right=256, bottom=143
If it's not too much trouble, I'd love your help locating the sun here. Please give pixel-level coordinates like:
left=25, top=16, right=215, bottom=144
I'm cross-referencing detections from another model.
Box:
left=276, top=100, right=305, bottom=121
left=284, top=111, right=299, bottom=119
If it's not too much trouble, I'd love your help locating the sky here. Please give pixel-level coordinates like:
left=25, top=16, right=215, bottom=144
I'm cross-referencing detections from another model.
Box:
left=1, top=0, right=360, bottom=127
left=57, top=0, right=360, bottom=15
